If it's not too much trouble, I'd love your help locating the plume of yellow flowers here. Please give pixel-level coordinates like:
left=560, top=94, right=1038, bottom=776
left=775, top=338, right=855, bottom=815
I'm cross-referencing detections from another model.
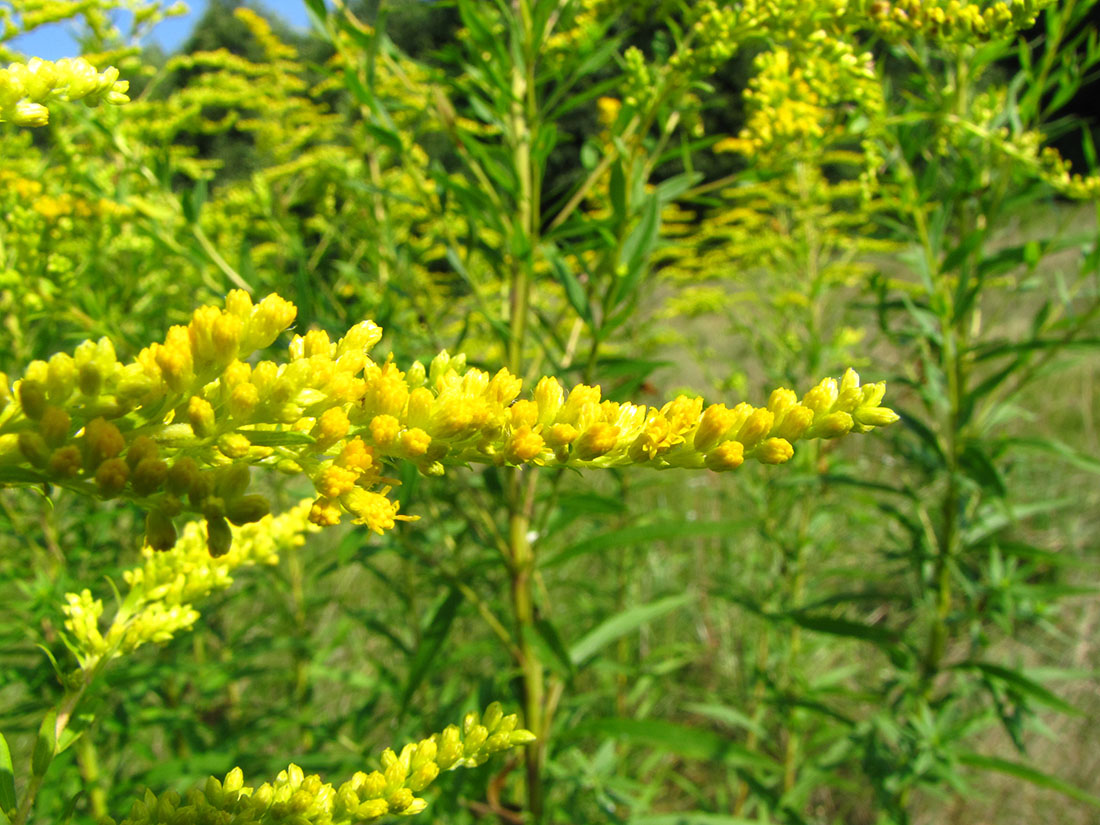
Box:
left=61, top=501, right=319, bottom=670
left=0, top=57, right=129, bottom=126
left=0, top=293, right=898, bottom=554
left=104, top=703, right=534, bottom=824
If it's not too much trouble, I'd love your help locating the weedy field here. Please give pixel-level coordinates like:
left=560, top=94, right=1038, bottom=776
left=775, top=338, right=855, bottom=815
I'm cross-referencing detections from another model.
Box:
left=1, top=1, right=1099, bottom=824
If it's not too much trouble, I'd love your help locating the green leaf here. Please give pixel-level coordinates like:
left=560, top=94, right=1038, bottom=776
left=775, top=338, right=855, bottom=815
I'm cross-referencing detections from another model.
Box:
left=544, top=244, right=591, bottom=323
left=959, top=442, right=1007, bottom=497
left=563, top=718, right=779, bottom=771
left=683, top=702, right=765, bottom=738
left=32, top=710, right=57, bottom=778
left=542, top=518, right=753, bottom=569
left=180, top=179, right=207, bottom=224
left=240, top=430, right=315, bottom=447
left=364, top=123, right=404, bottom=154
left=784, top=611, right=899, bottom=647
left=530, top=618, right=575, bottom=680
left=569, top=594, right=692, bottom=666
left=955, top=661, right=1080, bottom=715
left=609, top=160, right=626, bottom=217
left=959, top=752, right=1100, bottom=807
left=0, top=732, right=15, bottom=813
left=613, top=195, right=661, bottom=306
left=999, top=436, right=1100, bottom=475
left=400, top=588, right=464, bottom=713
left=302, top=0, right=328, bottom=26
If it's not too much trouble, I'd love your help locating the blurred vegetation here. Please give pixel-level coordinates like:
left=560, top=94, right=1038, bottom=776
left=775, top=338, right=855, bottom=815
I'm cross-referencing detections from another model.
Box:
left=1, top=1, right=1100, bottom=824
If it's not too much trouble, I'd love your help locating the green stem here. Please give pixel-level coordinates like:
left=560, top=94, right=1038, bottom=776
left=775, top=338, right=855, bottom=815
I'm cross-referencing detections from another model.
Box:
left=75, top=735, right=108, bottom=820
left=504, top=3, right=546, bottom=819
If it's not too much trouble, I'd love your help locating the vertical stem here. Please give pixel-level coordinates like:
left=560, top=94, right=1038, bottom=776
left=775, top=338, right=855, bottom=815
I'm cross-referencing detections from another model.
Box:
left=76, top=735, right=108, bottom=820
left=505, top=2, right=545, bottom=819
left=921, top=54, right=973, bottom=689
left=509, top=473, right=545, bottom=822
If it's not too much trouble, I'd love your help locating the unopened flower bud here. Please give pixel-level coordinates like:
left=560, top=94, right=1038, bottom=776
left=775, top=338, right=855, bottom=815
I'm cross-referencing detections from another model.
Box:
left=314, top=407, right=350, bottom=447
left=356, top=799, right=390, bottom=819
left=694, top=403, right=736, bottom=451
left=534, top=376, right=564, bottom=424
left=18, top=379, right=48, bottom=419
left=126, top=435, right=159, bottom=469
left=405, top=360, right=426, bottom=388
left=46, top=353, right=76, bottom=402
left=574, top=423, right=620, bottom=460
left=165, top=456, right=199, bottom=496
left=810, top=411, right=854, bottom=439
left=226, top=495, right=270, bottom=525
left=735, top=408, right=774, bottom=449
left=505, top=426, right=545, bottom=463
left=228, top=382, right=260, bottom=419
left=544, top=422, right=579, bottom=447
left=206, top=515, right=232, bottom=557
left=755, top=437, right=794, bottom=464
left=853, top=405, right=900, bottom=428
left=802, top=378, right=838, bottom=414
left=705, top=440, right=745, bottom=471
left=77, top=362, right=102, bottom=397
left=94, top=457, right=130, bottom=495
left=145, top=509, right=178, bottom=551
left=188, top=396, right=217, bottom=438
left=772, top=404, right=814, bottom=440
left=39, top=406, right=71, bottom=446
left=131, top=458, right=169, bottom=496
left=49, top=445, right=83, bottom=478
left=215, top=464, right=251, bottom=500
left=83, top=417, right=125, bottom=469
left=217, top=432, right=251, bottom=459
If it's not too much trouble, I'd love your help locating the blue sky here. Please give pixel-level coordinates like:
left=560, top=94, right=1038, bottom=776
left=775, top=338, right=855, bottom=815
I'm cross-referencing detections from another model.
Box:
left=10, top=0, right=315, bottom=60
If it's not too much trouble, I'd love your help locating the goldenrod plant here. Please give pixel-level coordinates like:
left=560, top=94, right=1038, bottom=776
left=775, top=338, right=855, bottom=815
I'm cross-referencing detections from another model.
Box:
left=0, top=292, right=896, bottom=551
left=2, top=0, right=1099, bottom=823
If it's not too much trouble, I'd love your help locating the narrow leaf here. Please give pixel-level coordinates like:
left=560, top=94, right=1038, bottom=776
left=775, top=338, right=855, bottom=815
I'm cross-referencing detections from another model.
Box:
left=956, top=661, right=1080, bottom=715
left=564, top=718, right=779, bottom=771
left=400, top=589, right=463, bottom=712
left=959, top=752, right=1100, bottom=807
left=32, top=710, right=57, bottom=778
left=0, top=732, right=15, bottom=813
left=785, top=611, right=899, bottom=647
left=570, top=594, right=692, bottom=666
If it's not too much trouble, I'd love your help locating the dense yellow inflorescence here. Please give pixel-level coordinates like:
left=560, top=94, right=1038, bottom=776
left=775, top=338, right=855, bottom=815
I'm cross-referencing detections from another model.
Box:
left=0, top=57, right=129, bottom=126
left=0, top=293, right=898, bottom=554
left=62, top=501, right=319, bottom=669
left=106, top=703, right=535, bottom=824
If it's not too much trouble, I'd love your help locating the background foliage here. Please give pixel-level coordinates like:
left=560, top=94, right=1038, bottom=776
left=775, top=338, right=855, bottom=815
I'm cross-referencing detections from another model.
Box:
left=2, top=1, right=1100, bottom=823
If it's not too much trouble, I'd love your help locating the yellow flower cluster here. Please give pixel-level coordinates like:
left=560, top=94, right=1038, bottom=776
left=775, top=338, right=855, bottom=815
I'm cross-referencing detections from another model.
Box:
left=0, top=57, right=129, bottom=126
left=107, top=703, right=536, bottom=825
left=865, top=0, right=1055, bottom=41
left=61, top=501, right=318, bottom=670
left=722, top=40, right=882, bottom=164
left=0, top=293, right=897, bottom=554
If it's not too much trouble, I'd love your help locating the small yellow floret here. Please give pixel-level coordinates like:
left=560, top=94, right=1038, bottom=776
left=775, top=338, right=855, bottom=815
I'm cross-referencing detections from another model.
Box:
left=369, top=414, right=401, bottom=448
left=314, top=407, right=350, bottom=447
left=400, top=428, right=431, bottom=457
left=705, top=440, right=745, bottom=471
left=317, top=465, right=358, bottom=498
left=505, top=426, right=545, bottom=463
left=574, top=423, right=620, bottom=460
